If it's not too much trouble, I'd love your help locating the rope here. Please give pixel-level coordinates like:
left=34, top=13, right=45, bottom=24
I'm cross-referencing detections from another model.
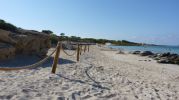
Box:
left=61, top=47, right=77, bottom=56
left=0, top=48, right=57, bottom=71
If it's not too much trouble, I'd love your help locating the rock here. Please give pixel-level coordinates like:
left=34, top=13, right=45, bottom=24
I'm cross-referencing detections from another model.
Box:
left=143, top=51, right=179, bottom=65
left=160, top=52, right=171, bottom=57
left=148, top=54, right=158, bottom=58
left=0, top=29, right=17, bottom=45
left=174, top=56, right=179, bottom=64
left=140, top=51, right=154, bottom=56
left=0, top=28, right=51, bottom=60
left=154, top=53, right=179, bottom=64
left=132, top=51, right=141, bottom=54
left=14, top=34, right=50, bottom=56
left=167, top=54, right=178, bottom=63
left=0, top=43, right=16, bottom=60
left=157, top=58, right=171, bottom=64
left=154, top=57, right=160, bottom=60
left=168, top=54, right=178, bottom=59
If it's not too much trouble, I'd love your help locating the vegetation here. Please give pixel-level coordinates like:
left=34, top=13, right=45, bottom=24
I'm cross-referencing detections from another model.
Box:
left=60, top=33, right=65, bottom=36
left=0, top=19, right=17, bottom=32
left=49, top=34, right=141, bottom=46
left=50, top=33, right=59, bottom=44
left=59, top=33, right=66, bottom=41
left=42, top=30, right=53, bottom=34
left=80, top=38, right=141, bottom=46
left=0, top=19, right=141, bottom=46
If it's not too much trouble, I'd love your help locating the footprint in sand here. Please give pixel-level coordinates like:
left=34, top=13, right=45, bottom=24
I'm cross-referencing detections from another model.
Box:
left=0, top=95, right=13, bottom=100
left=57, top=96, right=65, bottom=100
left=68, top=91, right=81, bottom=100
left=61, top=84, right=70, bottom=90
left=82, top=95, right=92, bottom=99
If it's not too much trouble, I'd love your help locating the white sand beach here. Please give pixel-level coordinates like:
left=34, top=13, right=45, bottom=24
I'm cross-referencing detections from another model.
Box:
left=0, top=45, right=179, bottom=100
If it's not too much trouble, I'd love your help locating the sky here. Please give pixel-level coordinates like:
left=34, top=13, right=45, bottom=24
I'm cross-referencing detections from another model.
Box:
left=0, top=0, right=178, bottom=45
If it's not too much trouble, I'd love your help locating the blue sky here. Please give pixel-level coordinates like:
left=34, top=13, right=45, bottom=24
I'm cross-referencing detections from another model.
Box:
left=0, top=0, right=178, bottom=45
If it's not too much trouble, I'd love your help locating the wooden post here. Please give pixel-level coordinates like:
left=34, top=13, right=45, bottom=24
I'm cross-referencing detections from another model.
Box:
left=80, top=45, right=82, bottom=55
left=51, top=42, right=61, bottom=74
left=77, top=44, right=80, bottom=61
left=84, top=45, right=86, bottom=53
left=88, top=45, right=89, bottom=52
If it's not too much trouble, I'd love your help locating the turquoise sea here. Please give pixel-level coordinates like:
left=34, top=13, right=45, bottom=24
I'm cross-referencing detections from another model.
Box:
left=109, top=45, right=179, bottom=54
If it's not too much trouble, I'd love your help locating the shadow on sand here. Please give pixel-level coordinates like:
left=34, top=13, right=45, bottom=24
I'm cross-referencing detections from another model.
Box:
left=41, top=57, right=76, bottom=68
left=0, top=55, right=75, bottom=68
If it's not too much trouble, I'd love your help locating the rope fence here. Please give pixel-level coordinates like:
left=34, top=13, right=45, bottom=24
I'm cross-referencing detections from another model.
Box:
left=51, top=42, right=90, bottom=73
left=61, top=47, right=77, bottom=56
left=0, top=48, right=57, bottom=71
left=0, top=41, right=91, bottom=74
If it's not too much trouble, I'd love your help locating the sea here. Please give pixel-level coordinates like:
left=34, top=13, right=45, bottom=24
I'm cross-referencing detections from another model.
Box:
left=109, top=45, right=179, bottom=54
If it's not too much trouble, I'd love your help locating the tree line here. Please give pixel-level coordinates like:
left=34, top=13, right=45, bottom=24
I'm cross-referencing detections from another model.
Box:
left=0, top=19, right=141, bottom=46
left=48, top=32, right=141, bottom=46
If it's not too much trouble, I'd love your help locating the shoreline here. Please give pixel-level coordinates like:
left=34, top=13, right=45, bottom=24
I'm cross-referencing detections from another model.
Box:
left=108, top=45, right=179, bottom=54
left=107, top=45, right=179, bottom=65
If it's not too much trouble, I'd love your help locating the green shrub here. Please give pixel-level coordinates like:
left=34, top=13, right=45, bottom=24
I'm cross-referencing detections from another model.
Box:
left=42, top=30, right=53, bottom=34
left=50, top=33, right=58, bottom=44
left=0, top=19, right=17, bottom=32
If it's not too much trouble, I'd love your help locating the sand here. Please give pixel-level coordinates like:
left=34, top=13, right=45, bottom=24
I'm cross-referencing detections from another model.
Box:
left=0, top=45, right=179, bottom=100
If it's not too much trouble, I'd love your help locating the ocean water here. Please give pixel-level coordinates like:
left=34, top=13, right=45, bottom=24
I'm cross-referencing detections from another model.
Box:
left=109, top=45, right=179, bottom=54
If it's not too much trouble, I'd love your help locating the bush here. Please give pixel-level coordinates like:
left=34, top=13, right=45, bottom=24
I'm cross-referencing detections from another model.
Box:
left=0, top=19, right=17, bottom=32
left=42, top=30, right=53, bottom=34
left=50, top=33, right=58, bottom=44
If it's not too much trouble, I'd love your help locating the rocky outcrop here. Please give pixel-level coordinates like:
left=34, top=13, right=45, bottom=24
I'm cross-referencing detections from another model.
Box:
left=0, top=28, right=51, bottom=60
left=155, top=53, right=179, bottom=64
left=0, top=43, right=16, bottom=60
left=140, top=51, right=154, bottom=56
left=132, top=51, right=141, bottom=54
left=0, top=29, right=17, bottom=45
left=131, top=50, right=179, bottom=65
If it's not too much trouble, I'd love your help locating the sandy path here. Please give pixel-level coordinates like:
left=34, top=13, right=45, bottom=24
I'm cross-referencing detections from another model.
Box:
left=0, top=46, right=179, bottom=100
